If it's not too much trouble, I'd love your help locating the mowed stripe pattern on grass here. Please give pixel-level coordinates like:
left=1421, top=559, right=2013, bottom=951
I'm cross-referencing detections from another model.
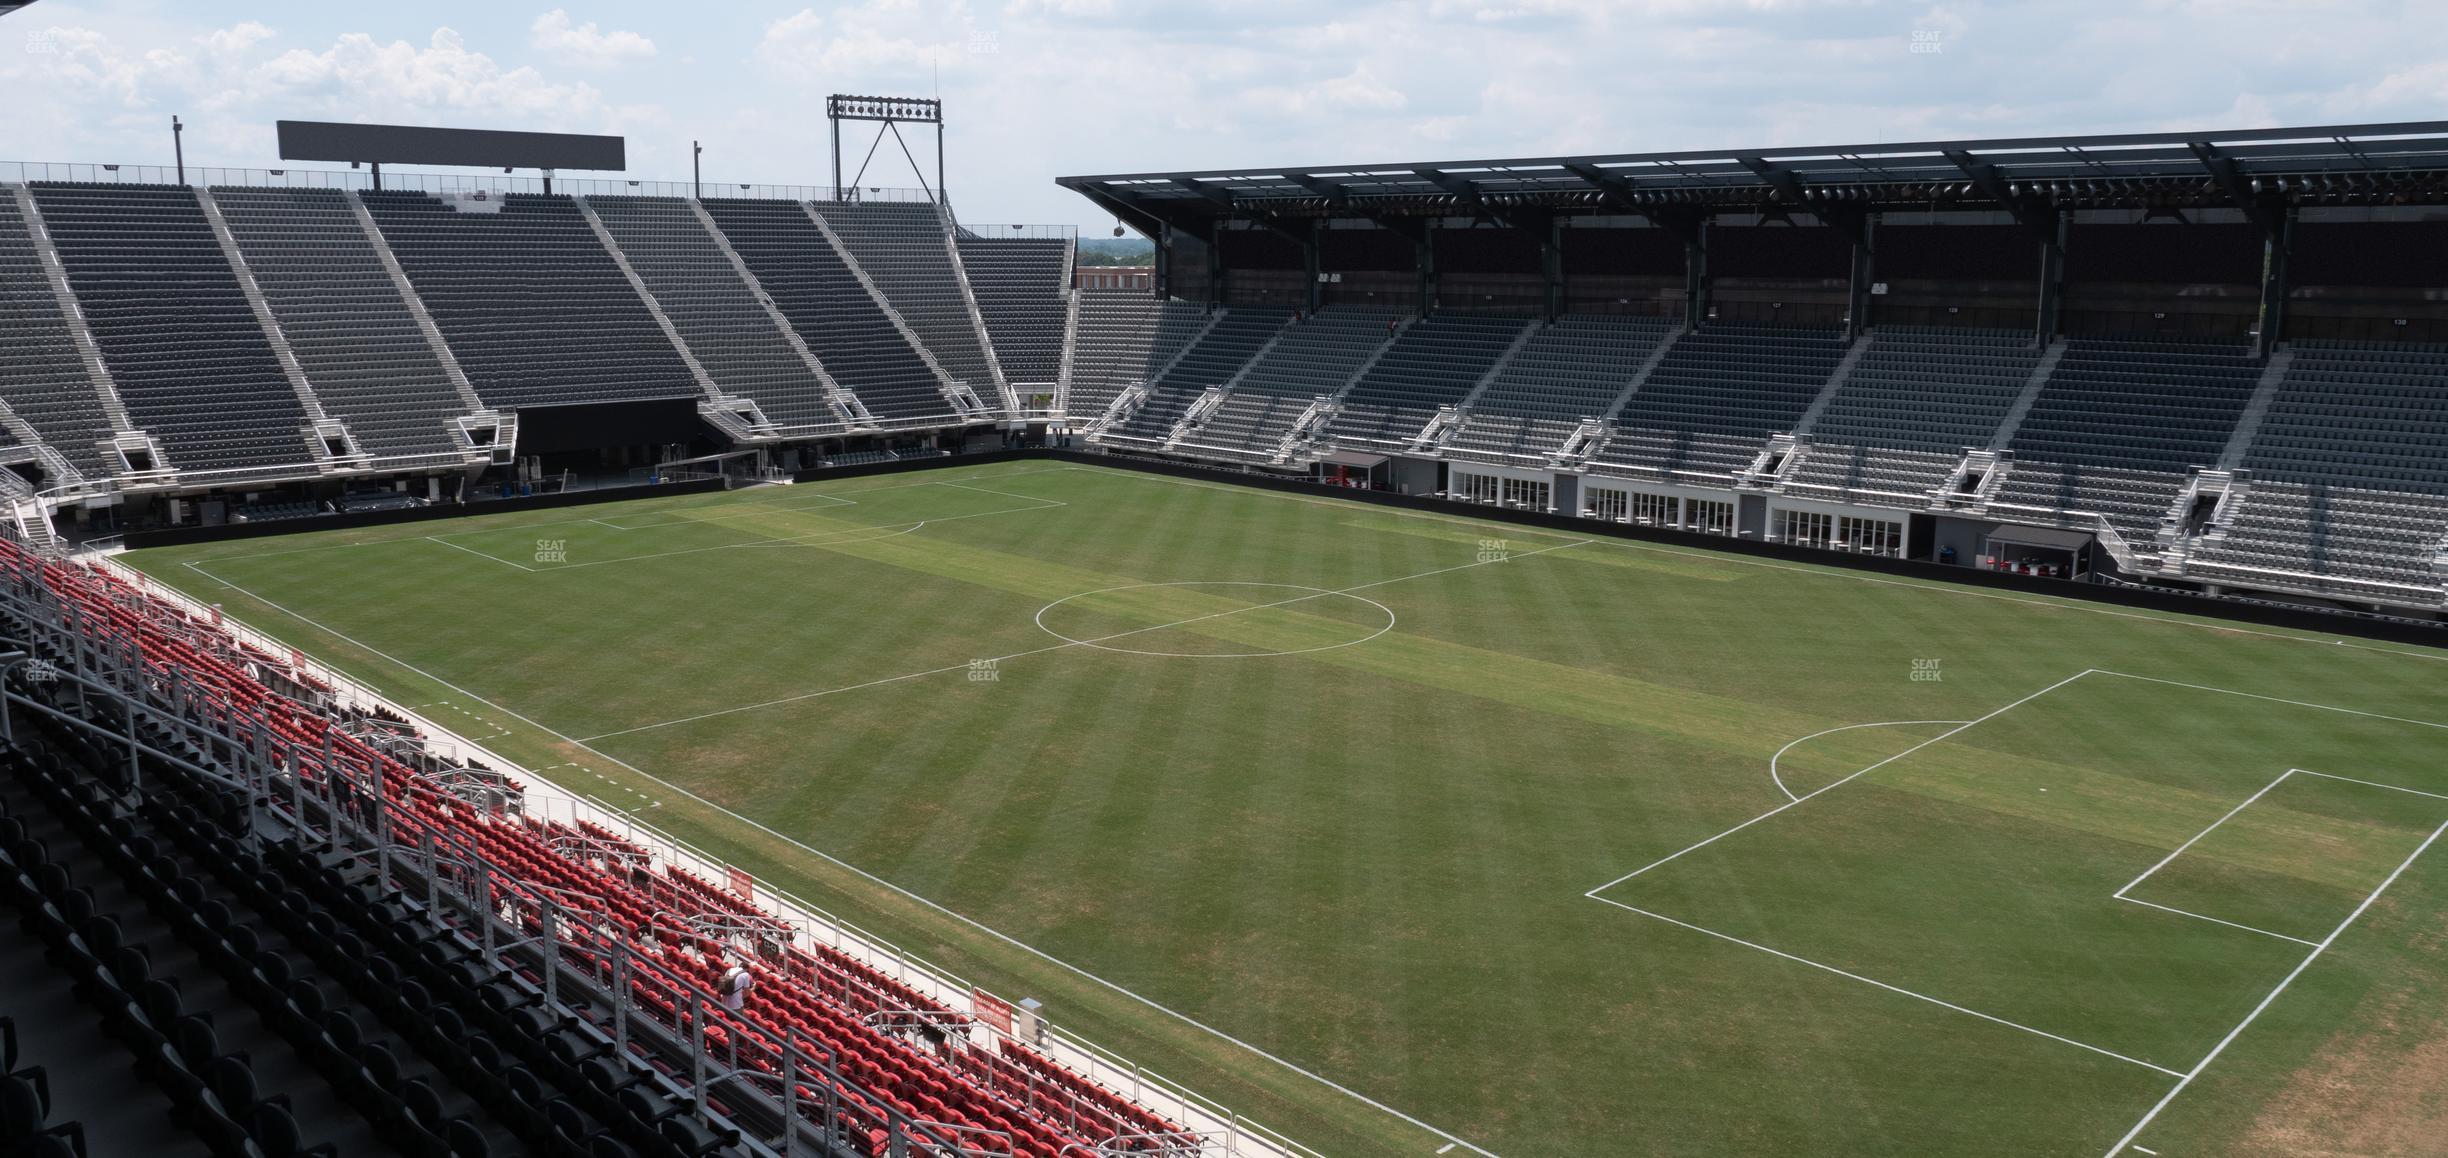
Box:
left=129, top=463, right=2448, bottom=1158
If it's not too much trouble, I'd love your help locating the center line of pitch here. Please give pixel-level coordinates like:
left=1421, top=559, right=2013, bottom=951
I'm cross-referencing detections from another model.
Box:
left=573, top=538, right=1591, bottom=742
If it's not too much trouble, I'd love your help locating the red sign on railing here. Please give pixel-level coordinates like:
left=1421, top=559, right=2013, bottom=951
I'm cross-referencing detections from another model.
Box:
left=972, top=989, right=1015, bottom=1035
left=726, top=865, right=754, bottom=901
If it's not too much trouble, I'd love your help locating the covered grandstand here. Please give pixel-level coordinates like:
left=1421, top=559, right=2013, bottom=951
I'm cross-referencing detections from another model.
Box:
left=3, top=113, right=2448, bottom=1158
left=2, top=123, right=2446, bottom=608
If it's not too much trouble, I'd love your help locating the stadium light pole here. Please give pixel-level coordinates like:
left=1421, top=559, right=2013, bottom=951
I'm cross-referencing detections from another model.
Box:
left=692, top=140, right=701, bottom=200
left=172, top=115, right=184, bottom=185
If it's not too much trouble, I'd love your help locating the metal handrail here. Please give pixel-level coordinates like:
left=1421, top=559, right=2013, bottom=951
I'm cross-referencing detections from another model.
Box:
left=2, top=159, right=933, bottom=203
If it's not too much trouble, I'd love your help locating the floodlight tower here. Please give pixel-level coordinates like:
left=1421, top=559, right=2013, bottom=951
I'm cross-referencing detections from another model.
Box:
left=826, top=95, right=945, bottom=204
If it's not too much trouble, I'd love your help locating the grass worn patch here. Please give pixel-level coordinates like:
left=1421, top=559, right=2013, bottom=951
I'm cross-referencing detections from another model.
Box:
left=127, top=462, right=2448, bottom=1157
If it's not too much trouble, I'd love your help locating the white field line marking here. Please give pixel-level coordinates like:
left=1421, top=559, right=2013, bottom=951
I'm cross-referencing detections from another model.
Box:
left=424, top=535, right=536, bottom=572
left=577, top=538, right=1592, bottom=742
left=174, top=562, right=1511, bottom=1158
left=2091, top=670, right=2448, bottom=732
left=595, top=488, right=860, bottom=529
left=928, top=479, right=1073, bottom=507
left=1585, top=895, right=2184, bottom=1077
left=506, top=496, right=1066, bottom=575
left=2292, top=768, right=2448, bottom=802
left=541, top=520, right=932, bottom=571
left=1767, top=720, right=1969, bottom=803
left=1032, top=581, right=1396, bottom=659
left=2102, top=814, right=2448, bottom=1157
left=1437, top=1145, right=1457, bottom=1154
left=1584, top=670, right=2096, bottom=896
left=2132, top=1147, right=2157, bottom=1155
left=2114, top=895, right=2319, bottom=947
left=588, top=478, right=1067, bottom=535
left=1056, top=467, right=2448, bottom=667
left=170, top=465, right=1075, bottom=567
left=2113, top=769, right=2298, bottom=899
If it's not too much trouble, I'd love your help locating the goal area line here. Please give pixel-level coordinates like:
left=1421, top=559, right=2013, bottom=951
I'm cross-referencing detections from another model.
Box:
left=1577, top=667, right=2448, bottom=1155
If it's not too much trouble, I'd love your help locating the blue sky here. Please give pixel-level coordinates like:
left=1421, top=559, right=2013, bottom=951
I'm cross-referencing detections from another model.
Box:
left=5, top=1, right=2446, bottom=230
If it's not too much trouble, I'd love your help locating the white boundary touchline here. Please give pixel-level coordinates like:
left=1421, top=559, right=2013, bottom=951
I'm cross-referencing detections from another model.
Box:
left=1574, top=655, right=2448, bottom=1154
left=418, top=488, right=1071, bottom=575
left=2111, top=768, right=2323, bottom=948
left=141, top=463, right=2448, bottom=1151
left=168, top=467, right=1084, bottom=567
left=1766, top=720, right=1970, bottom=803
left=2088, top=670, right=2448, bottom=732
left=167, top=533, right=1596, bottom=1158
left=1578, top=670, right=2199, bottom=1076
left=576, top=537, right=1588, bottom=743
left=1582, top=895, right=2183, bottom=1077
left=1058, top=467, right=2448, bottom=667
left=2104, top=810, right=2448, bottom=1156
left=2115, top=766, right=2448, bottom=950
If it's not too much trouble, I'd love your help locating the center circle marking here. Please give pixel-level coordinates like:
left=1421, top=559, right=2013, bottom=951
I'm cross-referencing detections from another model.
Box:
left=1033, top=581, right=1396, bottom=658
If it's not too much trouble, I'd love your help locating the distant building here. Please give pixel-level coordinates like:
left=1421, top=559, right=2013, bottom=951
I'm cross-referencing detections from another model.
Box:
left=1075, top=266, right=1153, bottom=291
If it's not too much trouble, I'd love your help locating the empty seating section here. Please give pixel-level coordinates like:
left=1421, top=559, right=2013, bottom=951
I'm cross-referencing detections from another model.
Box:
left=1782, top=445, right=1964, bottom=503
left=1785, top=327, right=2039, bottom=500
left=1094, top=308, right=1287, bottom=447
left=1178, top=309, right=1390, bottom=455
left=700, top=199, right=953, bottom=421
left=359, top=192, right=697, bottom=410
left=1988, top=338, right=2262, bottom=544
left=2244, top=341, right=2448, bottom=494
left=1326, top=314, right=1527, bottom=445
left=2163, top=341, right=2448, bottom=601
left=819, top=203, right=998, bottom=396
left=1065, top=292, right=1206, bottom=417
left=583, top=196, right=840, bottom=430
left=2008, top=338, right=2259, bottom=473
left=30, top=183, right=313, bottom=474
left=0, top=194, right=117, bottom=481
left=1152, top=308, right=1288, bottom=391
left=15, top=178, right=2448, bottom=614
left=955, top=234, right=1068, bottom=385
left=1990, top=461, right=2185, bottom=546
left=1101, top=384, right=1209, bottom=445
left=4, top=539, right=1199, bottom=1156
left=210, top=188, right=468, bottom=461
left=2186, top=483, right=2448, bottom=604
left=1445, top=315, right=1672, bottom=463
left=1591, top=324, right=1846, bottom=479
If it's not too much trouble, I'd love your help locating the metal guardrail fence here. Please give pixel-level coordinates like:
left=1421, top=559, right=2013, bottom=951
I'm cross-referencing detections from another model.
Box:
left=0, top=160, right=935, bottom=203
left=960, top=223, right=1080, bottom=240
left=88, top=551, right=1318, bottom=1158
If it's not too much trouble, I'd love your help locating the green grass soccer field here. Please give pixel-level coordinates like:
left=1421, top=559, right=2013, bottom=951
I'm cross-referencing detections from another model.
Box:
left=124, top=461, right=2448, bottom=1157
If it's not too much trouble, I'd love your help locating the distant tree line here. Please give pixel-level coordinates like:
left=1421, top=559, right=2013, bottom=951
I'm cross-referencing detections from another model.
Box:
left=1076, top=237, right=1154, bottom=266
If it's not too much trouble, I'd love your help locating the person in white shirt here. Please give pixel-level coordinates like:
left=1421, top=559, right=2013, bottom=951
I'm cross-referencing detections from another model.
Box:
left=719, top=964, right=754, bottom=1012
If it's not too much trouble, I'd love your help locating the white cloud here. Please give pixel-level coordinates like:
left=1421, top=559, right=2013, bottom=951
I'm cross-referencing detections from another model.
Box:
left=757, top=3, right=979, bottom=78
left=9, top=1, right=2448, bottom=230
left=253, top=28, right=607, bottom=121
left=200, top=22, right=277, bottom=59
left=529, top=9, right=658, bottom=67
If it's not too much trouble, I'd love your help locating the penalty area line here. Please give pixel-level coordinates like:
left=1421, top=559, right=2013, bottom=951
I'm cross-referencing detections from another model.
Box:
left=2101, top=814, right=2448, bottom=1156
left=1585, top=895, right=2182, bottom=1078
left=1767, top=719, right=1970, bottom=803
left=1585, top=669, right=2096, bottom=895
